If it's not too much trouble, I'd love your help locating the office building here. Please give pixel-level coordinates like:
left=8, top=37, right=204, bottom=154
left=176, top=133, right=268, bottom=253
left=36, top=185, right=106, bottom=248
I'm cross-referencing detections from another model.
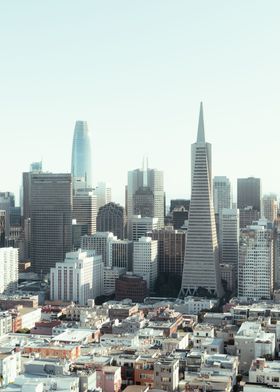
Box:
left=131, top=215, right=158, bottom=241
left=262, top=194, right=278, bottom=223
left=81, top=232, right=115, bottom=266
left=237, top=177, right=261, bottom=212
left=103, top=267, right=126, bottom=296
left=94, top=182, right=112, bottom=211
left=148, top=227, right=186, bottom=276
left=133, top=236, right=158, bottom=290
left=180, top=103, right=223, bottom=297
left=50, top=250, right=103, bottom=305
left=213, top=176, right=232, bottom=216
left=238, top=223, right=273, bottom=299
left=0, top=248, right=18, bottom=294
left=127, top=164, right=164, bottom=238
left=170, top=199, right=190, bottom=213
left=73, top=190, right=97, bottom=236
left=71, top=120, right=92, bottom=193
left=239, top=206, right=260, bottom=228
left=97, top=202, right=125, bottom=239
left=219, top=208, right=239, bottom=269
left=0, top=192, right=15, bottom=238
left=108, top=238, right=133, bottom=270
left=0, top=211, right=5, bottom=247
left=23, top=172, right=72, bottom=275
left=172, top=207, right=189, bottom=230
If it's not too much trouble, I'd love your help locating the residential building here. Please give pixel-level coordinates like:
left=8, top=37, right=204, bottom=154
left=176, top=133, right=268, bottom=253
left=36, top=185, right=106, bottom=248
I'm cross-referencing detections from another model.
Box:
left=238, top=224, right=273, bottom=299
left=154, top=358, right=179, bottom=391
left=180, top=103, right=223, bottom=297
left=0, top=248, right=18, bottom=293
left=0, top=351, right=21, bottom=387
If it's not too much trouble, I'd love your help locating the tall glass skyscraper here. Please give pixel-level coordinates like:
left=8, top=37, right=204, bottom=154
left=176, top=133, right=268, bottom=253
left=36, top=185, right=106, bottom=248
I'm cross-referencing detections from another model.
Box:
left=71, top=121, right=93, bottom=193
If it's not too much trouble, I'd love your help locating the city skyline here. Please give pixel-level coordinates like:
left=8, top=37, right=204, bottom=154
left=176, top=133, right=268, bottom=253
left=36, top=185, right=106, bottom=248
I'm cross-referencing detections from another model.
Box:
left=1, top=1, right=280, bottom=204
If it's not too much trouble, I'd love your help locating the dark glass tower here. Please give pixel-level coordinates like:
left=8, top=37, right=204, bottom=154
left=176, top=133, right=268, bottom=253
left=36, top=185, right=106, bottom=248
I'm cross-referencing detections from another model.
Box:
left=71, top=121, right=93, bottom=193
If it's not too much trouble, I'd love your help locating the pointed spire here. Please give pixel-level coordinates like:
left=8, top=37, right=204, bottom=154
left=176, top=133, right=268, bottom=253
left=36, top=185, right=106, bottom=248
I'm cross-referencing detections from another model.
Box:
left=197, top=102, right=205, bottom=143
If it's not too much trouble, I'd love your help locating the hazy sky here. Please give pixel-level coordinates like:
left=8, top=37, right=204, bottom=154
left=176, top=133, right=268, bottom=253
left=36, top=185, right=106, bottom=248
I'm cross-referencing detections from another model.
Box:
left=1, top=1, right=280, bottom=205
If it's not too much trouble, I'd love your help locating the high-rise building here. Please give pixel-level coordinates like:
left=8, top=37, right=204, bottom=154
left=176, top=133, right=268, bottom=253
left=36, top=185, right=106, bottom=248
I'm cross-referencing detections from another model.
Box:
left=50, top=250, right=103, bottom=305
left=71, top=121, right=92, bottom=193
left=213, top=176, right=232, bottom=216
left=180, top=103, right=223, bottom=298
left=219, top=208, right=239, bottom=269
left=148, top=227, right=186, bottom=276
left=94, top=182, right=112, bottom=211
left=103, top=267, right=126, bottom=296
left=237, top=177, right=262, bottom=212
left=115, top=272, right=148, bottom=302
left=238, top=223, right=273, bottom=300
left=127, top=164, right=164, bottom=239
left=262, top=194, right=278, bottom=224
left=97, top=202, right=126, bottom=239
left=0, top=248, right=18, bottom=294
left=108, top=238, right=133, bottom=270
left=81, top=232, right=115, bottom=266
left=24, top=173, right=72, bottom=275
left=239, top=206, right=260, bottom=228
left=172, top=207, right=189, bottom=230
left=73, top=190, right=97, bottom=236
left=131, top=216, right=158, bottom=242
left=170, top=199, right=190, bottom=213
left=0, top=192, right=15, bottom=239
left=133, top=237, right=158, bottom=290
left=0, top=211, right=5, bottom=247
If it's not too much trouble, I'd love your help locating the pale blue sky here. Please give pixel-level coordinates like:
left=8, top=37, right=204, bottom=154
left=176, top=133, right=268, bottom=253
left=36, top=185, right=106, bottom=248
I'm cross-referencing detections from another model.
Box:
left=1, top=1, right=280, bottom=204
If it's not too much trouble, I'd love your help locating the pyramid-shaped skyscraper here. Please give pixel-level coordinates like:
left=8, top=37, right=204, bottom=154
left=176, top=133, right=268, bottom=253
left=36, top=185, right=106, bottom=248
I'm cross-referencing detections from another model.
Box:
left=180, top=103, right=223, bottom=298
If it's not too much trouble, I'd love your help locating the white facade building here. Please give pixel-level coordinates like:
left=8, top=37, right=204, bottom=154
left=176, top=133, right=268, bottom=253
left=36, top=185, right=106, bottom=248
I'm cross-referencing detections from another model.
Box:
left=0, top=248, right=18, bottom=294
left=94, top=181, right=112, bottom=211
left=133, top=237, right=158, bottom=290
left=131, top=216, right=158, bottom=242
left=238, top=224, right=273, bottom=300
left=50, top=250, right=104, bottom=305
left=103, top=267, right=126, bottom=296
left=0, top=351, right=21, bottom=387
left=81, top=232, right=115, bottom=266
left=262, top=194, right=278, bottom=224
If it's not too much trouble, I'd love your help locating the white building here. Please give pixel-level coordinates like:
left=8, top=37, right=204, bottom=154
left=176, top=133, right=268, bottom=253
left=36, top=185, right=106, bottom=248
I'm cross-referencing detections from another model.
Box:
left=94, top=181, right=112, bottom=211
left=133, top=237, right=158, bottom=290
left=0, top=248, right=18, bottom=294
left=173, top=296, right=217, bottom=315
left=219, top=208, right=239, bottom=270
left=249, top=358, right=280, bottom=388
left=103, top=267, right=126, bottom=296
left=235, top=321, right=275, bottom=373
left=154, top=358, right=179, bottom=391
left=50, top=250, right=104, bottom=305
left=0, top=312, right=12, bottom=336
left=131, top=216, right=158, bottom=242
left=0, top=351, right=21, bottom=387
left=238, top=224, right=273, bottom=300
left=213, top=176, right=232, bottom=216
left=262, top=194, right=278, bottom=224
left=81, top=232, right=115, bottom=266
